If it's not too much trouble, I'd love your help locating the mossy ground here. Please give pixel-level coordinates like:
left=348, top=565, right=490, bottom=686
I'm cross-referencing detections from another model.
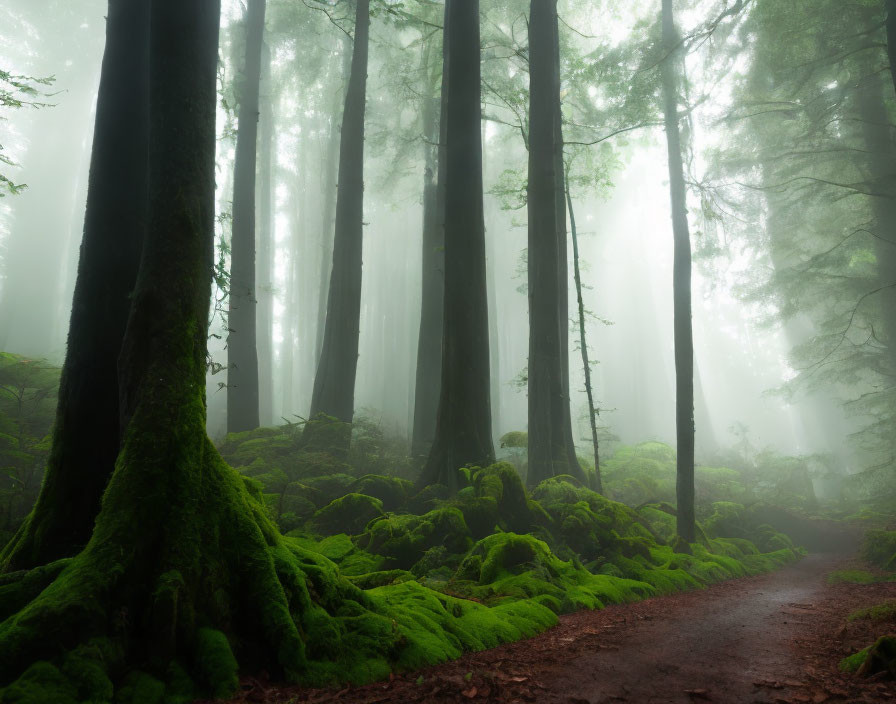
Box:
left=0, top=427, right=805, bottom=703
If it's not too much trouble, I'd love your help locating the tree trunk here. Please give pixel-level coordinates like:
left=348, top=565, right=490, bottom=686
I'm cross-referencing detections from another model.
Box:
left=856, top=72, right=896, bottom=375
left=419, top=0, right=495, bottom=492
left=552, top=8, right=588, bottom=485
left=660, top=0, right=696, bottom=543
left=527, top=0, right=567, bottom=488
left=411, top=30, right=447, bottom=460
left=257, top=40, right=275, bottom=428
left=308, top=0, right=369, bottom=447
left=565, top=179, right=603, bottom=493
left=227, top=0, right=266, bottom=434
left=0, top=0, right=149, bottom=571
left=315, top=32, right=353, bottom=364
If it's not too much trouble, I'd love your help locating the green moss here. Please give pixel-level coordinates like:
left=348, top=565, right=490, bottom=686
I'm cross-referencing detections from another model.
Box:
left=862, top=530, right=896, bottom=571
left=310, top=494, right=385, bottom=536
left=350, top=475, right=413, bottom=512
left=840, top=636, right=896, bottom=677
left=359, top=508, right=471, bottom=570
left=193, top=628, right=238, bottom=698
left=827, top=569, right=879, bottom=584
left=0, top=559, right=71, bottom=622
left=848, top=600, right=896, bottom=623
left=115, top=672, right=165, bottom=704
left=0, top=662, right=80, bottom=704
left=840, top=645, right=872, bottom=673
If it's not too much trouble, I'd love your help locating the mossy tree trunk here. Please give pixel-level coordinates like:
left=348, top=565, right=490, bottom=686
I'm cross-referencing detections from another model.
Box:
left=660, top=0, right=696, bottom=543
left=0, top=3, right=360, bottom=697
left=527, top=0, right=568, bottom=488
left=411, top=29, right=447, bottom=461
left=227, top=0, right=267, bottom=434
left=308, top=0, right=370, bottom=446
left=419, top=0, right=495, bottom=493
left=0, top=0, right=149, bottom=572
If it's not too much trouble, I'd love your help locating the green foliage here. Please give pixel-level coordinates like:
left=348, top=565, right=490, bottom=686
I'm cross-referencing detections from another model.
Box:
left=861, top=530, right=896, bottom=571
left=0, top=353, right=59, bottom=543
left=826, top=570, right=879, bottom=585
left=848, top=600, right=896, bottom=623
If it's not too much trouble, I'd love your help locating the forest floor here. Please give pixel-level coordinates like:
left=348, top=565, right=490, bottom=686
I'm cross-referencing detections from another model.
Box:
left=210, top=553, right=896, bottom=704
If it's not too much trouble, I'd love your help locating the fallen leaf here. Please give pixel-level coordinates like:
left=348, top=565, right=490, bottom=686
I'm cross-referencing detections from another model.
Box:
left=462, top=686, right=478, bottom=699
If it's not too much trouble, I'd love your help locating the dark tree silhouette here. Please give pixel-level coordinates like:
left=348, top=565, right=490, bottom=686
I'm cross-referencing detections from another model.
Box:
left=308, top=0, right=370, bottom=448
left=412, top=25, right=447, bottom=461
left=227, top=0, right=267, bottom=434
left=419, top=0, right=495, bottom=491
left=660, top=0, right=696, bottom=542
left=1, top=0, right=148, bottom=570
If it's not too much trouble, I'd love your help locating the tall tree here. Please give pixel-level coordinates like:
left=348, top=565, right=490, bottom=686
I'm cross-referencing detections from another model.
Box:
left=0, top=0, right=148, bottom=571
left=308, top=0, right=370, bottom=444
left=257, top=40, right=275, bottom=427
left=227, top=0, right=267, bottom=433
left=419, top=0, right=495, bottom=492
left=411, top=28, right=447, bottom=460
left=315, top=31, right=353, bottom=364
left=552, top=7, right=588, bottom=486
left=660, top=0, right=696, bottom=542
left=0, top=1, right=356, bottom=693
left=527, top=0, right=570, bottom=487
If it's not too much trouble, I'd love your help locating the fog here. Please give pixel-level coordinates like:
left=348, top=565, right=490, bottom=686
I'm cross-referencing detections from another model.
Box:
left=0, top=0, right=861, bottom=481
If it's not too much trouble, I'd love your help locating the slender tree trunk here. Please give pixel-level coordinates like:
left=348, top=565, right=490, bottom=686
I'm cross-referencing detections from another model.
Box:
left=257, top=40, right=275, bottom=427
left=1, top=0, right=149, bottom=571
left=411, top=32, right=447, bottom=460
left=552, top=8, right=588, bottom=485
left=527, top=0, right=567, bottom=487
left=315, top=32, right=354, bottom=363
left=227, top=0, right=267, bottom=433
left=565, top=179, right=603, bottom=493
left=308, top=0, right=369, bottom=444
left=660, top=0, right=696, bottom=542
left=420, top=0, right=495, bottom=491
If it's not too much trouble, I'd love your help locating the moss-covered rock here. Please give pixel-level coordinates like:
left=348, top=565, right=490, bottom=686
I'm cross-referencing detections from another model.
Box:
left=350, top=475, right=413, bottom=512
left=310, top=494, right=385, bottom=536
left=840, top=636, right=896, bottom=678
left=358, top=508, right=472, bottom=570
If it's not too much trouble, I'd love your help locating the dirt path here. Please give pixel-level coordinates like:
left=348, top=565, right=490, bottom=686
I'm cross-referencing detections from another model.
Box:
left=211, top=554, right=896, bottom=704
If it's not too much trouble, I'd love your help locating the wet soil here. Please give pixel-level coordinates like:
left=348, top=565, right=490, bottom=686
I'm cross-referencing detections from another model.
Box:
left=209, top=554, right=896, bottom=704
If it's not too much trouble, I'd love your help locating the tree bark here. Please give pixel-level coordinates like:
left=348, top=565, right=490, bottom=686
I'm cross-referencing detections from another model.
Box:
left=527, top=0, right=567, bottom=487
left=227, top=0, right=267, bottom=434
left=565, top=178, right=603, bottom=493
left=552, top=8, right=588, bottom=485
left=419, top=0, right=495, bottom=492
left=315, top=32, right=354, bottom=364
left=856, top=72, right=896, bottom=375
left=411, top=28, right=447, bottom=460
left=660, top=0, right=696, bottom=543
left=257, top=40, right=275, bottom=427
left=1, top=0, right=149, bottom=571
left=308, top=0, right=369, bottom=444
